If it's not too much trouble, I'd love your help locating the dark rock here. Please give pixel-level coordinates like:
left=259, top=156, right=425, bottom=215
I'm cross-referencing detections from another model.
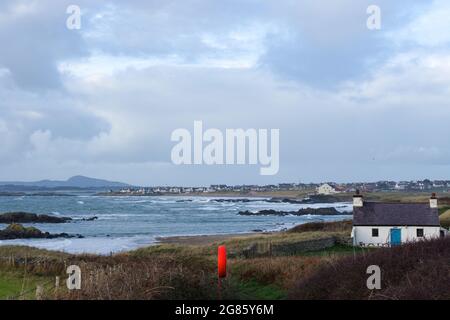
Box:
left=266, top=198, right=304, bottom=204
left=28, top=192, right=72, bottom=196
left=300, top=194, right=352, bottom=203
left=0, top=223, right=83, bottom=240
left=239, top=209, right=288, bottom=216
left=239, top=207, right=352, bottom=216
left=212, top=198, right=253, bottom=203
left=0, top=192, right=26, bottom=196
left=78, top=216, right=98, bottom=221
left=0, top=212, right=72, bottom=223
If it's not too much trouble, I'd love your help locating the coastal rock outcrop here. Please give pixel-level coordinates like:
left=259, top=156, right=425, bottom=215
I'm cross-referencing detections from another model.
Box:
left=0, top=223, right=83, bottom=240
left=0, top=212, right=72, bottom=223
left=78, top=216, right=98, bottom=221
left=238, top=207, right=351, bottom=216
left=0, top=212, right=99, bottom=224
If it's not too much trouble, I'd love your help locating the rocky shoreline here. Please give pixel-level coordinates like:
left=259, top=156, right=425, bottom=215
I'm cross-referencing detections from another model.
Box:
left=0, top=212, right=98, bottom=224
left=0, top=212, right=72, bottom=223
left=174, top=194, right=350, bottom=204
left=0, top=223, right=83, bottom=240
left=0, top=212, right=98, bottom=240
left=238, top=207, right=352, bottom=216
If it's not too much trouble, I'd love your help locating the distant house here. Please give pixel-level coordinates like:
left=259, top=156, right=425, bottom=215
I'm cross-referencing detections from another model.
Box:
left=316, top=183, right=337, bottom=195
left=351, top=192, right=448, bottom=247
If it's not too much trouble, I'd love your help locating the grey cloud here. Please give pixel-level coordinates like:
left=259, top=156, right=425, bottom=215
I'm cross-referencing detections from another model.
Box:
left=0, top=0, right=93, bottom=90
left=1, top=0, right=449, bottom=185
left=260, top=0, right=428, bottom=87
left=0, top=84, right=109, bottom=163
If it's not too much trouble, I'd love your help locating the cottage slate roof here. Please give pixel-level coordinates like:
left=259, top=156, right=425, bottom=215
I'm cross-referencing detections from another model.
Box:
left=353, top=202, right=440, bottom=226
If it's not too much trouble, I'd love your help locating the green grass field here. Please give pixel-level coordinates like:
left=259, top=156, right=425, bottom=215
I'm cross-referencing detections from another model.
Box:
left=0, top=271, right=53, bottom=300
left=439, top=209, right=450, bottom=228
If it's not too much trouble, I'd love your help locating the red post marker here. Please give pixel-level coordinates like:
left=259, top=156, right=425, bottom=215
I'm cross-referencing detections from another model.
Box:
left=218, top=245, right=227, bottom=278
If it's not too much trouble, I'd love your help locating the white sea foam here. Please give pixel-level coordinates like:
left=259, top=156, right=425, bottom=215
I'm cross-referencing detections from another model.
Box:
left=0, top=194, right=353, bottom=254
left=0, top=235, right=156, bottom=255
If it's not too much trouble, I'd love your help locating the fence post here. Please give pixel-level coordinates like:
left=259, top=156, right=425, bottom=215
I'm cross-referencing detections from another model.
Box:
left=55, top=276, right=60, bottom=299
left=36, top=285, right=44, bottom=300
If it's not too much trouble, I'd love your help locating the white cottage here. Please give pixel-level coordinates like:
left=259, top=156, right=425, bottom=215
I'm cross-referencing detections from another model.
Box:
left=351, top=192, right=447, bottom=247
left=316, top=183, right=337, bottom=195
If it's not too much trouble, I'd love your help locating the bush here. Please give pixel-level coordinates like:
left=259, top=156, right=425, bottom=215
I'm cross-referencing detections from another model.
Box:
left=288, top=237, right=450, bottom=300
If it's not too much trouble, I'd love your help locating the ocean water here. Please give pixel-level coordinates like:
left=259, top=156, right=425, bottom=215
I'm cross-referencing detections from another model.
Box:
left=0, top=193, right=352, bottom=254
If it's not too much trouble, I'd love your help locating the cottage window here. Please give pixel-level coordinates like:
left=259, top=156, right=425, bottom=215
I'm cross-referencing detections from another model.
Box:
left=416, top=228, right=424, bottom=237
left=371, top=228, right=379, bottom=237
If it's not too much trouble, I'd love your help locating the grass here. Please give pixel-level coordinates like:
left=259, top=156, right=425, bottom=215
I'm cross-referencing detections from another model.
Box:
left=234, top=279, right=286, bottom=300
left=439, top=209, right=450, bottom=228
left=0, top=270, right=54, bottom=300
left=438, top=206, right=450, bottom=215
left=0, top=216, right=447, bottom=300
left=299, top=244, right=370, bottom=257
left=0, top=245, right=69, bottom=260
left=0, top=222, right=351, bottom=300
left=288, top=220, right=352, bottom=233
left=212, top=230, right=349, bottom=254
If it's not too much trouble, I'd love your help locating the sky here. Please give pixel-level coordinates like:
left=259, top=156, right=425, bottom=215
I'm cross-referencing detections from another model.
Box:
left=1, top=0, right=450, bottom=186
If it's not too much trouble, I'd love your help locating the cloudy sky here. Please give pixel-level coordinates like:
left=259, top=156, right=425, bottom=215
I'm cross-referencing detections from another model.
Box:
left=1, top=0, right=450, bottom=186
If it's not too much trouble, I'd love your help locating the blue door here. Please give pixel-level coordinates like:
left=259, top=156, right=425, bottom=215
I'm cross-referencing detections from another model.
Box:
left=390, top=228, right=401, bottom=246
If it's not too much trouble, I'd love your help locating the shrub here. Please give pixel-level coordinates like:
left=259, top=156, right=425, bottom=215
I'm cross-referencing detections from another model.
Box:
left=288, top=237, right=450, bottom=300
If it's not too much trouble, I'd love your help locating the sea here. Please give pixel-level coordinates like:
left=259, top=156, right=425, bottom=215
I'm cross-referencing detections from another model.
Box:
left=0, top=192, right=352, bottom=254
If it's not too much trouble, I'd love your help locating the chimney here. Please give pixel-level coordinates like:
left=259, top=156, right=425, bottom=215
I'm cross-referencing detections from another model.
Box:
left=430, top=193, right=438, bottom=208
left=353, top=189, right=363, bottom=207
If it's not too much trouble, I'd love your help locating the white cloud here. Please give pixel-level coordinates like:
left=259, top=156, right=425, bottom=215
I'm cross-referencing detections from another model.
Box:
left=389, top=0, right=450, bottom=47
left=1, top=0, right=450, bottom=184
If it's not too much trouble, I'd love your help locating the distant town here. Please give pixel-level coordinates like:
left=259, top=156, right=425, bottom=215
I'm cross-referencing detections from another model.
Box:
left=107, top=179, right=450, bottom=195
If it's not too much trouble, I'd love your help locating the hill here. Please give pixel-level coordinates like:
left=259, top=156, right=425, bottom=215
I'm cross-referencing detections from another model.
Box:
left=0, top=175, right=130, bottom=188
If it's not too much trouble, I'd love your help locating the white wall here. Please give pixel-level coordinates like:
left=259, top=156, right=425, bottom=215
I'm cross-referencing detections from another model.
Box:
left=352, top=226, right=441, bottom=247
left=317, top=184, right=335, bottom=195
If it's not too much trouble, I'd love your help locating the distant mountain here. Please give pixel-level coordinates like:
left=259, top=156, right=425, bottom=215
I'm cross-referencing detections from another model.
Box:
left=0, top=175, right=130, bottom=188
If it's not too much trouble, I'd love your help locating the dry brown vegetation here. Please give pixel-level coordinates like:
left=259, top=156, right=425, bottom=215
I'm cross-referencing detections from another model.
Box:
left=230, top=256, right=323, bottom=291
left=288, top=237, right=450, bottom=300
left=59, top=253, right=222, bottom=300
left=0, top=222, right=353, bottom=300
left=0, top=218, right=448, bottom=300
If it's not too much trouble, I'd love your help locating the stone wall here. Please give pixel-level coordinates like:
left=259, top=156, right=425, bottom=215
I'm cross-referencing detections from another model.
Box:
left=242, top=236, right=348, bottom=258
left=272, top=237, right=336, bottom=256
